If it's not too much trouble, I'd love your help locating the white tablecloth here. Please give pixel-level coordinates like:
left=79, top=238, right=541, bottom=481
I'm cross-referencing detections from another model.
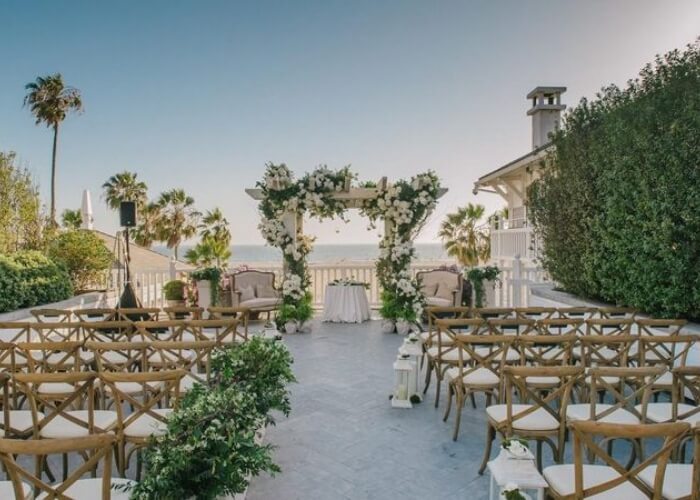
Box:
left=322, top=285, right=371, bottom=323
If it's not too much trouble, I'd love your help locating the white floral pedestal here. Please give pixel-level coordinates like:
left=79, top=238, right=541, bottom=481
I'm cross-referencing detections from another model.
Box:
left=196, top=280, right=213, bottom=314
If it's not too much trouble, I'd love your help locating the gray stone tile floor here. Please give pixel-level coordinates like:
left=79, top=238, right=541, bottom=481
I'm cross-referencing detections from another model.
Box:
left=247, top=320, right=496, bottom=500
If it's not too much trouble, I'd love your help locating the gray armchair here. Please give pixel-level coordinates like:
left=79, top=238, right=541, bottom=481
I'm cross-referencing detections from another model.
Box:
left=416, top=269, right=463, bottom=307
left=229, top=270, right=282, bottom=314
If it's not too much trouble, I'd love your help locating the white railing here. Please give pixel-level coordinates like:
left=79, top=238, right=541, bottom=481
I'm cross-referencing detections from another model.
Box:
left=490, top=227, right=540, bottom=260
left=487, top=256, right=550, bottom=308
left=98, top=269, right=174, bottom=308
left=243, top=260, right=455, bottom=308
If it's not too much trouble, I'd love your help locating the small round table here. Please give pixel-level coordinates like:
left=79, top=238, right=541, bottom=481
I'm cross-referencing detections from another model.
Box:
left=322, top=284, right=371, bottom=323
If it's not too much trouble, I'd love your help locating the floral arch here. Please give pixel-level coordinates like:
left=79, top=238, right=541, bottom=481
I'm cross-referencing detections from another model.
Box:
left=246, top=164, right=445, bottom=325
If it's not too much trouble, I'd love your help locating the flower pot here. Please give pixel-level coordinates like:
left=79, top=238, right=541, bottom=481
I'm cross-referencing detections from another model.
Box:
left=298, top=322, right=312, bottom=333
left=380, top=320, right=396, bottom=334
left=196, top=280, right=212, bottom=310
left=396, top=320, right=410, bottom=335
left=167, top=299, right=186, bottom=307
left=284, top=321, right=298, bottom=334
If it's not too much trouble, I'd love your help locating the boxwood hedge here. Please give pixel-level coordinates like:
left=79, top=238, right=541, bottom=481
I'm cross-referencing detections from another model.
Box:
left=528, top=41, right=700, bottom=319
left=0, top=251, right=73, bottom=313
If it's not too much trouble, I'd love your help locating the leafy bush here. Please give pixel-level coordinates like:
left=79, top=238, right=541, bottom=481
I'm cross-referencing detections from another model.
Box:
left=275, top=293, right=313, bottom=328
left=126, top=337, right=295, bottom=499
left=466, top=266, right=501, bottom=308
left=47, top=230, right=113, bottom=291
left=0, top=251, right=72, bottom=312
left=163, top=280, right=185, bottom=301
left=528, top=41, right=700, bottom=319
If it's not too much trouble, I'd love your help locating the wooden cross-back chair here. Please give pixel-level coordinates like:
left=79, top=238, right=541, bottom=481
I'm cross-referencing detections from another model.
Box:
left=132, top=320, right=187, bottom=342
left=207, top=306, right=250, bottom=337
left=520, top=334, right=577, bottom=390
left=188, top=319, right=244, bottom=345
left=72, top=308, right=120, bottom=322
left=17, top=340, right=83, bottom=374
left=425, top=318, right=485, bottom=408
left=638, top=335, right=696, bottom=395
left=163, top=306, right=203, bottom=320
left=487, top=318, right=538, bottom=337
left=636, top=318, right=687, bottom=338
left=515, top=307, right=557, bottom=321
left=543, top=420, right=690, bottom=500
left=30, top=308, right=73, bottom=323
left=101, top=369, right=185, bottom=478
left=114, top=307, right=161, bottom=322
left=442, top=330, right=516, bottom=440
left=149, top=340, right=216, bottom=392
left=577, top=335, right=637, bottom=402
left=421, top=308, right=472, bottom=395
left=473, top=308, right=514, bottom=320
left=585, top=318, right=634, bottom=337
left=536, top=318, right=584, bottom=337
left=479, top=365, right=583, bottom=474
left=592, top=307, right=637, bottom=319
left=30, top=322, right=84, bottom=343
left=557, top=307, right=594, bottom=320
left=638, top=366, right=700, bottom=426
left=14, top=371, right=117, bottom=482
left=0, top=371, right=34, bottom=439
left=81, top=320, right=135, bottom=344
left=0, top=434, right=133, bottom=500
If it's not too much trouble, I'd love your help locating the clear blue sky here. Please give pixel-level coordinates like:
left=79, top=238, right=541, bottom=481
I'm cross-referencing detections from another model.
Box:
left=1, top=1, right=698, bottom=245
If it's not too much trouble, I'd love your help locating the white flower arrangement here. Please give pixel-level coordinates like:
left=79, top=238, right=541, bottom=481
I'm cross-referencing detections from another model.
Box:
left=500, top=483, right=526, bottom=500
left=501, top=438, right=530, bottom=459
left=281, top=273, right=304, bottom=300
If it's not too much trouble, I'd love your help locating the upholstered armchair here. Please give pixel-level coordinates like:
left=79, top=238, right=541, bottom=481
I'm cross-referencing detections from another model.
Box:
left=416, top=269, right=463, bottom=307
left=229, top=270, right=282, bottom=314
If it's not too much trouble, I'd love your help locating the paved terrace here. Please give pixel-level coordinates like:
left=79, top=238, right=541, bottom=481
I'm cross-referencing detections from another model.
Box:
left=248, top=320, right=493, bottom=500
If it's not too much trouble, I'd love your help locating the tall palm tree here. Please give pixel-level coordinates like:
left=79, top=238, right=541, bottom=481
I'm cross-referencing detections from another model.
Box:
left=156, top=189, right=200, bottom=259
left=102, top=171, right=148, bottom=210
left=24, top=74, right=83, bottom=224
left=61, top=209, right=83, bottom=230
left=185, top=238, right=231, bottom=268
left=199, top=207, right=231, bottom=246
left=132, top=202, right=162, bottom=248
left=438, top=203, right=490, bottom=268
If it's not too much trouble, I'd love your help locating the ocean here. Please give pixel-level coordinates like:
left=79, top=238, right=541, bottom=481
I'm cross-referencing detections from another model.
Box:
left=168, top=243, right=451, bottom=264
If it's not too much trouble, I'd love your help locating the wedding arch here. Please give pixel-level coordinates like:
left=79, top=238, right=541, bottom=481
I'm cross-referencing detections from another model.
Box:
left=246, top=164, right=446, bottom=324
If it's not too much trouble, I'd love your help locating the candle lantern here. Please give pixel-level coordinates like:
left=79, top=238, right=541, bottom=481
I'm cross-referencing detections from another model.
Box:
left=399, top=336, right=423, bottom=400
left=392, top=354, right=415, bottom=409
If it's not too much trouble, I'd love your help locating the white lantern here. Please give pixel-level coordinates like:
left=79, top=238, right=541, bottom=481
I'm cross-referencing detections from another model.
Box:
left=392, top=354, right=415, bottom=409
left=399, top=336, right=423, bottom=400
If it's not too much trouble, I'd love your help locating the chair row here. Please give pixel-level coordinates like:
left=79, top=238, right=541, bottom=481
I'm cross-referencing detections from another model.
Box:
left=28, top=306, right=251, bottom=323
left=0, top=318, right=246, bottom=346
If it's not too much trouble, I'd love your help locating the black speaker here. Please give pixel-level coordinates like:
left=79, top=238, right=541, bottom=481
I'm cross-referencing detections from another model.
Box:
left=119, top=201, right=137, bottom=227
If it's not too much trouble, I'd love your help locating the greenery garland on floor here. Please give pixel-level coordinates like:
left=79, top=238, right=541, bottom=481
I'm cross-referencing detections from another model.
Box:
left=121, top=337, right=295, bottom=500
left=256, top=164, right=441, bottom=325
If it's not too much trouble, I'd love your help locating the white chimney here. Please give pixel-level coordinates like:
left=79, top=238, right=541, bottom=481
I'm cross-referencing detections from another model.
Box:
left=527, top=86, right=566, bottom=150
left=80, top=189, right=94, bottom=230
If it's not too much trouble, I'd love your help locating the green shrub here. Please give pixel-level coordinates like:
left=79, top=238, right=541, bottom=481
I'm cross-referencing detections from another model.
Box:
left=0, top=251, right=72, bottom=312
left=163, top=280, right=186, bottom=301
left=47, top=230, right=113, bottom=291
left=124, top=337, right=295, bottom=500
left=528, top=41, right=700, bottom=319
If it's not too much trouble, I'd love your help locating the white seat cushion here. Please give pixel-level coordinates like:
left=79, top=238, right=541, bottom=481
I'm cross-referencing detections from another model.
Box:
left=566, top=404, right=640, bottom=424
left=638, top=464, right=692, bottom=500
left=0, top=480, right=32, bottom=498
left=124, top=408, right=172, bottom=438
left=239, top=297, right=281, bottom=310
left=634, top=402, right=700, bottom=424
left=486, top=404, right=559, bottom=431
left=40, top=410, right=118, bottom=438
left=525, top=376, right=560, bottom=387
left=148, top=350, right=196, bottom=364
left=35, top=382, right=78, bottom=395
left=446, top=367, right=499, bottom=386
left=421, top=331, right=454, bottom=346
left=474, top=347, right=520, bottom=362
left=425, top=297, right=452, bottom=307
left=584, top=375, right=621, bottom=386
left=4, top=410, right=35, bottom=434
left=36, top=478, right=135, bottom=500
left=651, top=371, right=673, bottom=387
left=544, top=464, right=648, bottom=499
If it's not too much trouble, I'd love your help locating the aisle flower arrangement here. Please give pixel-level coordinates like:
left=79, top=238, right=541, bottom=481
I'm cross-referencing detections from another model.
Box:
left=256, top=164, right=441, bottom=330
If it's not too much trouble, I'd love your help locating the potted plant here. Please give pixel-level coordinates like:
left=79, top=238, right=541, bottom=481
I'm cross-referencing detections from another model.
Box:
left=379, top=291, right=398, bottom=333
left=466, top=265, right=501, bottom=308
left=276, top=304, right=299, bottom=334
left=191, top=267, right=222, bottom=312
left=501, top=437, right=531, bottom=459
left=163, top=280, right=186, bottom=307
left=500, top=482, right=528, bottom=500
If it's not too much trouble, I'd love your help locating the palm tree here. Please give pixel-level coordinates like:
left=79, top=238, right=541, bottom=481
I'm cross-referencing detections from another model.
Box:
left=156, top=189, right=200, bottom=259
left=185, top=237, right=231, bottom=268
left=24, top=74, right=83, bottom=224
left=61, top=209, right=83, bottom=229
left=102, top=171, right=148, bottom=210
left=438, top=203, right=490, bottom=268
left=199, top=208, right=231, bottom=246
left=132, top=202, right=162, bottom=248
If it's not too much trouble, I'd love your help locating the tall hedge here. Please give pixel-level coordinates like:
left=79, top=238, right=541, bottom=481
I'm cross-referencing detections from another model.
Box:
left=528, top=41, right=700, bottom=319
left=0, top=251, right=73, bottom=312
